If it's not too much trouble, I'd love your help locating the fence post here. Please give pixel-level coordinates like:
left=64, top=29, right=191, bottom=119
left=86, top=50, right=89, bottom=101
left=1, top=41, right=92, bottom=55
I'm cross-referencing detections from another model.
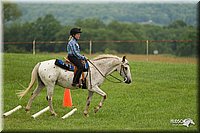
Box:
left=89, top=40, right=92, bottom=55
left=33, top=40, right=36, bottom=55
left=146, top=40, right=149, bottom=61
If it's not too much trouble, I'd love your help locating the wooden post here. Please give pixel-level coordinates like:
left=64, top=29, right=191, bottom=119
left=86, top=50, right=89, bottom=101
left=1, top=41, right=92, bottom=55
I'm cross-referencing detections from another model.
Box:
left=146, top=40, right=149, bottom=61
left=33, top=40, right=36, bottom=55
left=89, top=40, right=92, bottom=55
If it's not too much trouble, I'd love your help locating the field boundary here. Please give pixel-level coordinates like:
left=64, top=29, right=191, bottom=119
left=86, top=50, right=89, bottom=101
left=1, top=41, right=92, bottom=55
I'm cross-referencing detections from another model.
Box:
left=48, top=53, right=197, bottom=64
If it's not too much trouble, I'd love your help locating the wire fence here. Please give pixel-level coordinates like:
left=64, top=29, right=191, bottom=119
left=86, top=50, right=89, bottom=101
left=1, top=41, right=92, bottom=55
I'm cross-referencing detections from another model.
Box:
left=3, top=40, right=196, bottom=58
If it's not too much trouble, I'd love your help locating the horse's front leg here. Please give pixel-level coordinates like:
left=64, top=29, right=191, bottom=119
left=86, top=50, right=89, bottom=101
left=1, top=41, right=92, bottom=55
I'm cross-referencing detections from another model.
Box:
left=93, top=86, right=107, bottom=113
left=83, top=91, right=94, bottom=117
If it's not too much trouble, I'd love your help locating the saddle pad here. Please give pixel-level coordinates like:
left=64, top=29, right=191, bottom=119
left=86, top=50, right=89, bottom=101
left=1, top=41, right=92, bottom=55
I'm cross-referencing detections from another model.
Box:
left=55, top=59, right=74, bottom=71
left=55, top=59, right=89, bottom=72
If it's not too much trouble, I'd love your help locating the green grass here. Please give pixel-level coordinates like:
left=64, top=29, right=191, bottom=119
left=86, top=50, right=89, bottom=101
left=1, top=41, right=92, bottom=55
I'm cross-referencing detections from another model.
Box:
left=2, top=53, right=198, bottom=132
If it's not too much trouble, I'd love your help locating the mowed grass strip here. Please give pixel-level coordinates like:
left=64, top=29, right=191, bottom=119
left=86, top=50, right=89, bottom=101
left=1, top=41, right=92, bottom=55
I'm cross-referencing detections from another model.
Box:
left=3, top=53, right=198, bottom=131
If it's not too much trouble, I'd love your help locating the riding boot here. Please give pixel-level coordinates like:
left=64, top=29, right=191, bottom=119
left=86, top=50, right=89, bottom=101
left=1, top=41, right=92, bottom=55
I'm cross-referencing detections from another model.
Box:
left=81, top=78, right=87, bottom=89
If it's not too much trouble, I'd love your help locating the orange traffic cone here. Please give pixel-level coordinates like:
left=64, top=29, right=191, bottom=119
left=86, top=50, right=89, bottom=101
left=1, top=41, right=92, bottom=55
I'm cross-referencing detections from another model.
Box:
left=63, top=88, right=73, bottom=108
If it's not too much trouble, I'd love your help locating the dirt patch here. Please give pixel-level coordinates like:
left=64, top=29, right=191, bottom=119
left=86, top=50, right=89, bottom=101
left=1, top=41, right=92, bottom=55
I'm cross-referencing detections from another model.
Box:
left=51, top=53, right=197, bottom=64
left=89, top=54, right=197, bottom=64
left=120, top=54, right=197, bottom=64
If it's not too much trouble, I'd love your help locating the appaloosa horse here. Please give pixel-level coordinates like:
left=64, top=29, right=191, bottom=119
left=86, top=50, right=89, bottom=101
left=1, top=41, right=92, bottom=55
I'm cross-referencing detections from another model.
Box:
left=17, top=54, right=132, bottom=116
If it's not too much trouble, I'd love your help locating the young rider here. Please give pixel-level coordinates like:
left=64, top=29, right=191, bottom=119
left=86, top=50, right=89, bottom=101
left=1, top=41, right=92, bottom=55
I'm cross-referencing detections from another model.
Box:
left=67, top=28, right=86, bottom=87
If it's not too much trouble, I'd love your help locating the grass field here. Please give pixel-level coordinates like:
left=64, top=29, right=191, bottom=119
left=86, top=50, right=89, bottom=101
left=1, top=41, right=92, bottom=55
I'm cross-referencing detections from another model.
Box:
left=2, top=53, right=198, bottom=132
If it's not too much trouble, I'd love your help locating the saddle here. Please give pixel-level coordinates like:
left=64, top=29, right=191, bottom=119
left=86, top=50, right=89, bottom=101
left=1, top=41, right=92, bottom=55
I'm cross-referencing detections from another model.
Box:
left=54, top=57, right=89, bottom=89
left=55, top=58, right=89, bottom=72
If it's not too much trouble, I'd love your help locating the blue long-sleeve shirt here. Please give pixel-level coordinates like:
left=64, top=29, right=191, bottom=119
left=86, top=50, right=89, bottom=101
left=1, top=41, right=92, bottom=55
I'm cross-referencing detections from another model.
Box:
left=67, top=37, right=85, bottom=60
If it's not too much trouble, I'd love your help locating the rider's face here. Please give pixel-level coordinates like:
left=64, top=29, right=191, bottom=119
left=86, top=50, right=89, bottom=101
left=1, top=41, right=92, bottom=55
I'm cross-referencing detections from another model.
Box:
left=74, top=33, right=81, bottom=40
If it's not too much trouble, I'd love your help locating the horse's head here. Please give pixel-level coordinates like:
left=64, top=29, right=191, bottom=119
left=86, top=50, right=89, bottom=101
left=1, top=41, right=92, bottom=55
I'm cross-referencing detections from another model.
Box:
left=116, top=56, right=132, bottom=84
left=92, top=54, right=132, bottom=84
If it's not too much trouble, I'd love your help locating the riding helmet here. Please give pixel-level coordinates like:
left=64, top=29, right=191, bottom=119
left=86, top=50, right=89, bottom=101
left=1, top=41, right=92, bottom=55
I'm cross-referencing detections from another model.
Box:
left=70, top=28, right=82, bottom=35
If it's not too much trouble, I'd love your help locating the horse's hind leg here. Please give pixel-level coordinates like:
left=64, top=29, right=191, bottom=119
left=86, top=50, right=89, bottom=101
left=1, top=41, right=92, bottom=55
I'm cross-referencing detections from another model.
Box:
left=25, top=79, right=45, bottom=112
left=93, top=86, right=107, bottom=113
left=46, top=85, right=57, bottom=116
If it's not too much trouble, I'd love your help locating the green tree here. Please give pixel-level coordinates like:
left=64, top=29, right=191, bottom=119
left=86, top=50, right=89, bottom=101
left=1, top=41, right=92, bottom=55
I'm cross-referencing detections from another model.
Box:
left=167, top=20, right=187, bottom=29
left=4, top=15, right=197, bottom=56
left=31, top=14, right=62, bottom=52
left=3, top=3, right=22, bottom=23
left=75, top=18, right=105, bottom=29
left=32, top=14, right=62, bottom=41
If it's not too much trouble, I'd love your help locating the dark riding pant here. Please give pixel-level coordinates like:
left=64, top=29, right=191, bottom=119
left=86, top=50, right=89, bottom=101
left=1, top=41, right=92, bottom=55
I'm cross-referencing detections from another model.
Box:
left=68, top=55, right=84, bottom=84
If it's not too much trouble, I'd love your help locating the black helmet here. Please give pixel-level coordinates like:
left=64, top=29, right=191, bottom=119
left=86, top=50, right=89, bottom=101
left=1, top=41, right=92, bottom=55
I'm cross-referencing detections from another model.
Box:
left=70, top=28, right=82, bottom=35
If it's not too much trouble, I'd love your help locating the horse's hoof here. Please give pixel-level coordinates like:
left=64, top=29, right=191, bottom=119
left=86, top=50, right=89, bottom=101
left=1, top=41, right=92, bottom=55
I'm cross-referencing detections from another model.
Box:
left=25, top=108, right=30, bottom=113
left=94, top=107, right=99, bottom=113
left=83, top=111, right=89, bottom=117
left=84, top=113, right=89, bottom=117
left=51, top=112, right=57, bottom=116
left=26, top=111, right=30, bottom=114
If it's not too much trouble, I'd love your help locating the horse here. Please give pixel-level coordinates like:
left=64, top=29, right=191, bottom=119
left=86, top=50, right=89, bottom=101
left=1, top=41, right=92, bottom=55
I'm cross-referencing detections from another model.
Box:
left=16, top=54, right=132, bottom=117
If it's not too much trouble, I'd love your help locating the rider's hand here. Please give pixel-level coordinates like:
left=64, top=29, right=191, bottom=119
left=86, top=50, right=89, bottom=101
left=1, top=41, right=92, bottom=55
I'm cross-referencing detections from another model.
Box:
left=83, top=56, right=87, bottom=60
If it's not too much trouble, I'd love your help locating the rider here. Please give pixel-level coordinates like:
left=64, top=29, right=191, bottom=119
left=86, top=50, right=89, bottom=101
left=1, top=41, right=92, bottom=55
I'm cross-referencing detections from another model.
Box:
left=67, top=28, right=86, bottom=87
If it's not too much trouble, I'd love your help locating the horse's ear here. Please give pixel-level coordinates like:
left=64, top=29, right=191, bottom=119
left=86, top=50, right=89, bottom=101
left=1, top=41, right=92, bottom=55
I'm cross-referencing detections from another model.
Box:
left=122, top=56, right=126, bottom=62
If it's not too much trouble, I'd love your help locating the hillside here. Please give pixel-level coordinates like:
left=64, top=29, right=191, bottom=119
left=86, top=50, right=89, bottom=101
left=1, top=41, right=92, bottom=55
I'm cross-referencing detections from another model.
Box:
left=17, top=3, right=197, bottom=26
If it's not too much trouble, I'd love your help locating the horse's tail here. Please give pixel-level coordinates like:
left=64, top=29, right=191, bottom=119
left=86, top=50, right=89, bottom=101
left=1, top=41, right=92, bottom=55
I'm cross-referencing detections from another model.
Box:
left=16, top=62, right=41, bottom=100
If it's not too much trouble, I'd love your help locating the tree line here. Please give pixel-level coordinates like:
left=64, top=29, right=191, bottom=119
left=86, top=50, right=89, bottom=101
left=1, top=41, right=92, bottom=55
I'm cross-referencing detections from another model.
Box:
left=17, top=3, right=197, bottom=26
left=3, top=4, right=197, bottom=56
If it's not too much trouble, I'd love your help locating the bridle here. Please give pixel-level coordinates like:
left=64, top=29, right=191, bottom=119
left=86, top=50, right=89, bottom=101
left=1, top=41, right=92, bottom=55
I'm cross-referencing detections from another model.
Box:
left=119, top=63, right=129, bottom=82
left=87, top=59, right=129, bottom=84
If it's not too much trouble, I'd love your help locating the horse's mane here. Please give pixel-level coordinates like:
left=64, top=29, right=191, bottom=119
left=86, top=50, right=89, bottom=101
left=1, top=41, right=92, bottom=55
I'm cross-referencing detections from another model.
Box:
left=92, top=54, right=120, bottom=61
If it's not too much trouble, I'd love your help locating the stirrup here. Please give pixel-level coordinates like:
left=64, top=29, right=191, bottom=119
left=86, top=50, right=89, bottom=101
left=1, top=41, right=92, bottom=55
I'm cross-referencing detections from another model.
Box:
left=72, top=83, right=82, bottom=88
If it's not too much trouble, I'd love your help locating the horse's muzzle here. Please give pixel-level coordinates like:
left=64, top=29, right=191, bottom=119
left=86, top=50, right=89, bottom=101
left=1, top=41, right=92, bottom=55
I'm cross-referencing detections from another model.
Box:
left=124, top=77, right=132, bottom=84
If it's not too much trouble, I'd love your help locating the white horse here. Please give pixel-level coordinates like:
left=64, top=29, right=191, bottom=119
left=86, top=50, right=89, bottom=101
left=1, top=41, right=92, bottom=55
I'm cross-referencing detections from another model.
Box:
left=17, top=54, right=132, bottom=116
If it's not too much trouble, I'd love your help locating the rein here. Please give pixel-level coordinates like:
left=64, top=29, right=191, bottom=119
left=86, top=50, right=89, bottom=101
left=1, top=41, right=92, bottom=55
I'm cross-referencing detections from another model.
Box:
left=87, top=59, right=124, bottom=83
